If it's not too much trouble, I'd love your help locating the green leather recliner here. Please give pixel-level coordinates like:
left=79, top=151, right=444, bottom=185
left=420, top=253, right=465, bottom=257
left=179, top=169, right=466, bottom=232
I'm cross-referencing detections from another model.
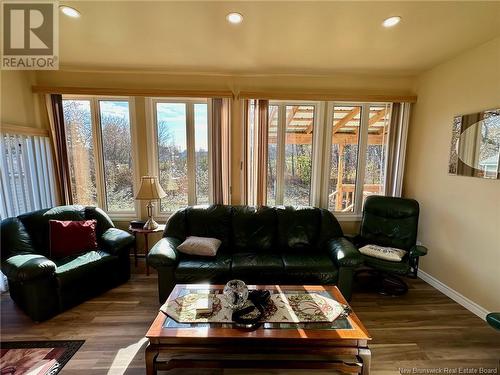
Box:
left=350, top=196, right=428, bottom=295
left=0, top=205, right=134, bottom=321
left=148, top=205, right=363, bottom=303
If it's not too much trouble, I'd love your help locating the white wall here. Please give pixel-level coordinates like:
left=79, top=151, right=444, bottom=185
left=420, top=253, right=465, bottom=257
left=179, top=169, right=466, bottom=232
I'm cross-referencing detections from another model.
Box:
left=405, top=36, right=500, bottom=311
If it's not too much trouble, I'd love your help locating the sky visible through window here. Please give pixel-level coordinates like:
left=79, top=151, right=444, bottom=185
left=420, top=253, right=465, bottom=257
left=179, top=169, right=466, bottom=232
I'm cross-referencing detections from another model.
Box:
left=156, top=103, right=208, bottom=151
left=99, top=101, right=129, bottom=120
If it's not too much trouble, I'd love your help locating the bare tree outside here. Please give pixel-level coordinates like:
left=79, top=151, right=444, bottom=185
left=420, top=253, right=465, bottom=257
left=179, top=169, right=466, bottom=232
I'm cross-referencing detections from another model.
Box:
left=99, top=100, right=134, bottom=211
left=63, top=99, right=135, bottom=211
left=63, top=100, right=97, bottom=206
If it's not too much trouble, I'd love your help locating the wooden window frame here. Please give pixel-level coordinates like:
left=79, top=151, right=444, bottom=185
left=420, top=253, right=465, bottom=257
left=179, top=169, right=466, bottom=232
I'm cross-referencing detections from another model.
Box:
left=61, top=95, right=139, bottom=220
left=147, top=97, right=212, bottom=218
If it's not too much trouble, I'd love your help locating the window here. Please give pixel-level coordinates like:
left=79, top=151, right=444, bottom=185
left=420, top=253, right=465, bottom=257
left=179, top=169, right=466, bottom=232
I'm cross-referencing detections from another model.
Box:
left=255, top=100, right=395, bottom=217
left=328, top=106, right=361, bottom=212
left=267, top=102, right=318, bottom=206
left=363, top=105, right=391, bottom=199
left=99, top=101, right=134, bottom=211
left=194, top=104, right=209, bottom=205
left=62, top=97, right=136, bottom=215
left=283, top=105, right=315, bottom=206
left=63, top=99, right=96, bottom=206
left=152, top=99, right=210, bottom=213
left=267, top=105, right=278, bottom=205
left=323, top=103, right=392, bottom=215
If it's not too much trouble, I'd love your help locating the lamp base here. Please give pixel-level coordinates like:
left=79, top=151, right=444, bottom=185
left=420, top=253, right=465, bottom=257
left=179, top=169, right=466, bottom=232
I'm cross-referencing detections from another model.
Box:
left=143, top=217, right=159, bottom=230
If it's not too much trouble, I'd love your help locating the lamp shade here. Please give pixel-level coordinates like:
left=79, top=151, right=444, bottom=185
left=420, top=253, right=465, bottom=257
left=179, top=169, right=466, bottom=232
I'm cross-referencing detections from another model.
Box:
left=135, top=176, right=167, bottom=200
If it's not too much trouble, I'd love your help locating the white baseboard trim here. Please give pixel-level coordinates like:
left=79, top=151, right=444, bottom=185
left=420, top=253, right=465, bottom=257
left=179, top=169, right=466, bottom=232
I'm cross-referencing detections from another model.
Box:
left=418, top=270, right=490, bottom=320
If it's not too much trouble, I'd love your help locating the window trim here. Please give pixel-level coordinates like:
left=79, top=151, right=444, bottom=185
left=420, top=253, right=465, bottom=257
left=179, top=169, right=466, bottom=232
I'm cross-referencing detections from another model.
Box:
left=61, top=95, right=139, bottom=219
left=147, top=97, right=211, bottom=218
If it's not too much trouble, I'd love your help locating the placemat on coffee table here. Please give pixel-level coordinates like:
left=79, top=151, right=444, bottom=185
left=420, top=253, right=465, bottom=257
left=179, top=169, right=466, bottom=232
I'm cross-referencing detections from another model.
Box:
left=161, top=291, right=349, bottom=324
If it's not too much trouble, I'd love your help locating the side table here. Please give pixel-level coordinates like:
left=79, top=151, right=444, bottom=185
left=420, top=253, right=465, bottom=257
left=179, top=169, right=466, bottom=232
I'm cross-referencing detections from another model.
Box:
left=128, top=224, right=165, bottom=276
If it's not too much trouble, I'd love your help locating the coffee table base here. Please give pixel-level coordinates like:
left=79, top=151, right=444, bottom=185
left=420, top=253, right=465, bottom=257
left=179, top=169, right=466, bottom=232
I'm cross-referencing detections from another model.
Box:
left=145, top=342, right=371, bottom=375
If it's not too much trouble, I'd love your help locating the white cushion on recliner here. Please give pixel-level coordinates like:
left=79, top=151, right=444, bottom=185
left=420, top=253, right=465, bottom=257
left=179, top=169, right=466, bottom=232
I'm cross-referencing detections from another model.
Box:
left=359, top=244, right=407, bottom=262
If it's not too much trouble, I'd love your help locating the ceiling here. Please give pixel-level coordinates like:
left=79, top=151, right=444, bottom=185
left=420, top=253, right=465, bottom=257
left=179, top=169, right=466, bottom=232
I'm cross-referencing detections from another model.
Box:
left=59, top=1, right=500, bottom=75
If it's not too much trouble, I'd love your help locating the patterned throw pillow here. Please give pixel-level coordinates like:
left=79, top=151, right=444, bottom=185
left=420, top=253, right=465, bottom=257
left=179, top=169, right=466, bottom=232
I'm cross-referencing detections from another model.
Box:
left=177, top=236, right=222, bottom=257
left=359, top=244, right=407, bottom=262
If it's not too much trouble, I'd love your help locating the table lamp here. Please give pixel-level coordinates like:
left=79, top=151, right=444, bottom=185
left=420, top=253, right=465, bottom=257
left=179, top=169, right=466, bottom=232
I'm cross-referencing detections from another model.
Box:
left=135, top=176, right=167, bottom=230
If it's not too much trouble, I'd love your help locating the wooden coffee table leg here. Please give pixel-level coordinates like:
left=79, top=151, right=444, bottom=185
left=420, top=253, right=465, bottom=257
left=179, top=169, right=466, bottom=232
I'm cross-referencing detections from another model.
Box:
left=145, top=343, right=159, bottom=375
left=359, top=347, right=371, bottom=375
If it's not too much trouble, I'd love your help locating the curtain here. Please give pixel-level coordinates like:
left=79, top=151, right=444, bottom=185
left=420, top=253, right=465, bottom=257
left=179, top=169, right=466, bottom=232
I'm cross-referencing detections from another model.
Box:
left=45, top=94, right=72, bottom=205
left=241, top=100, right=249, bottom=204
left=210, top=98, right=231, bottom=204
left=0, top=134, right=57, bottom=219
left=244, top=99, right=269, bottom=206
left=385, top=102, right=411, bottom=197
left=256, top=100, right=269, bottom=205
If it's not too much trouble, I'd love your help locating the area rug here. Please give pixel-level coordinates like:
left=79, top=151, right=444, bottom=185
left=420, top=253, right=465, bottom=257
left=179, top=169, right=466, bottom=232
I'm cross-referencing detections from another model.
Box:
left=0, top=340, right=84, bottom=375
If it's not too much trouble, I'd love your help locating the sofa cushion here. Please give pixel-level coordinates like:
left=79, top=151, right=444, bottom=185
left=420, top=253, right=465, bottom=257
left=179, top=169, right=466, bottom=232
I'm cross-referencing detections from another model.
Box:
left=177, top=236, right=221, bottom=257
left=231, top=206, right=277, bottom=253
left=359, top=244, right=407, bottom=262
left=18, top=206, right=86, bottom=256
left=231, top=253, right=284, bottom=274
left=185, top=205, right=232, bottom=250
left=175, top=254, right=232, bottom=283
left=282, top=253, right=338, bottom=284
left=282, top=253, right=336, bottom=272
left=49, top=219, right=98, bottom=259
left=276, top=206, right=321, bottom=252
left=55, top=250, right=116, bottom=287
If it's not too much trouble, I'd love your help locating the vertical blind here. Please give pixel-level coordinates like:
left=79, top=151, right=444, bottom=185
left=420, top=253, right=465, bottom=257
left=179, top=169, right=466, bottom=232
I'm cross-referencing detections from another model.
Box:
left=0, top=133, right=57, bottom=219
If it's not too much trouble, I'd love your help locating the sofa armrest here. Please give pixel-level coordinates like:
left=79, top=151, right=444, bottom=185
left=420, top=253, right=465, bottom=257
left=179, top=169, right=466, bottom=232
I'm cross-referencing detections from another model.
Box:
left=327, top=237, right=363, bottom=268
left=409, top=245, right=428, bottom=258
left=147, top=237, right=181, bottom=268
left=2, top=254, right=56, bottom=282
left=101, top=228, right=135, bottom=255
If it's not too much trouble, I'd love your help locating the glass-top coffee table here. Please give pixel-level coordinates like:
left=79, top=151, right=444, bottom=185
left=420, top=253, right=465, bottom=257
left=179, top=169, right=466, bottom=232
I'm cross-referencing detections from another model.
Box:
left=145, top=284, right=371, bottom=375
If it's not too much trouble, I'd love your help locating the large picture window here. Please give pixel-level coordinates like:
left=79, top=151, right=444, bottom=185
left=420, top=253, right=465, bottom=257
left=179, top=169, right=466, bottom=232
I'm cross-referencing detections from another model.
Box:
left=267, top=102, right=318, bottom=206
left=62, top=97, right=136, bottom=215
left=322, top=102, right=392, bottom=216
left=252, top=100, right=395, bottom=217
left=151, top=99, right=210, bottom=213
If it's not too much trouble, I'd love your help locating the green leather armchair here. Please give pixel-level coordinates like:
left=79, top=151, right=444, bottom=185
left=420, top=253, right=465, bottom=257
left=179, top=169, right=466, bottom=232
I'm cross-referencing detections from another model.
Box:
left=148, top=205, right=363, bottom=303
left=349, top=196, right=428, bottom=295
left=0, top=205, right=134, bottom=321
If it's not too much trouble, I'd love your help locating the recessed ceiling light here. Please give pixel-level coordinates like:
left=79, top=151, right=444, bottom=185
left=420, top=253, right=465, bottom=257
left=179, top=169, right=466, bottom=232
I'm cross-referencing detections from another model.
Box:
left=59, top=5, right=81, bottom=18
left=382, top=16, right=401, bottom=28
left=226, top=12, right=243, bottom=24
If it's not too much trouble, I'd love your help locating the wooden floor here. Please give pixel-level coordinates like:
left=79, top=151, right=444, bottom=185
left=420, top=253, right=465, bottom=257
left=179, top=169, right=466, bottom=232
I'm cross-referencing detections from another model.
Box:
left=1, top=261, right=499, bottom=375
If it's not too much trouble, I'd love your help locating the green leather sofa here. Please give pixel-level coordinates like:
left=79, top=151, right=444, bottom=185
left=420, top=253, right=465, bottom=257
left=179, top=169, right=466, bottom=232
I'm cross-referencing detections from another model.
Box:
left=148, top=205, right=363, bottom=303
left=0, top=205, right=134, bottom=321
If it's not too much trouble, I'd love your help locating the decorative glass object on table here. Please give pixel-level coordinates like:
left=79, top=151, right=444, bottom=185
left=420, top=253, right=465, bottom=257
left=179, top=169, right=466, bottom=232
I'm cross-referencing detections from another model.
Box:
left=223, top=280, right=249, bottom=310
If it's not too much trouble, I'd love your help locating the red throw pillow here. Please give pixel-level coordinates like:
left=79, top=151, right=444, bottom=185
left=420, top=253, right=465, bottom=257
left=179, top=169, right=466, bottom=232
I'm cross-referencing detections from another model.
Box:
left=49, top=219, right=98, bottom=259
